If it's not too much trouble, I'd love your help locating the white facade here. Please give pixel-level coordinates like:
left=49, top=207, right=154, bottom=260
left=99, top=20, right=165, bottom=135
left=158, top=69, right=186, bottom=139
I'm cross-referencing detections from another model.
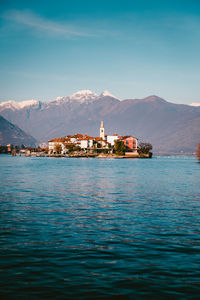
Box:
left=88, top=139, right=93, bottom=148
left=106, top=135, right=119, bottom=146
left=80, top=139, right=94, bottom=149
left=48, top=141, right=66, bottom=154
left=48, top=141, right=56, bottom=152
left=80, top=140, right=88, bottom=149
left=70, top=137, right=77, bottom=143
left=100, top=120, right=105, bottom=140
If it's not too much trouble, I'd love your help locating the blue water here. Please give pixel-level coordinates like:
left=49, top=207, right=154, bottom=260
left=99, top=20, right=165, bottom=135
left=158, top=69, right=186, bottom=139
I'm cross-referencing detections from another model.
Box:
left=0, top=155, right=200, bottom=299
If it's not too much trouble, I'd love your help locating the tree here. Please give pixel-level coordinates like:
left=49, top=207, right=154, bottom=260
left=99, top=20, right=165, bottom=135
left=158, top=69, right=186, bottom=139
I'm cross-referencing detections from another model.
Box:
left=43, top=148, right=49, bottom=154
left=114, top=140, right=125, bottom=155
left=138, top=142, right=152, bottom=154
left=55, top=143, right=62, bottom=154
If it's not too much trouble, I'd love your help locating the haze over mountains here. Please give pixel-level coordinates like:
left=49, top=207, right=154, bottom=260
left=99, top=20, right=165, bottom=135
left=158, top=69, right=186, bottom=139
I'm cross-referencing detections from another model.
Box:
left=0, top=90, right=200, bottom=153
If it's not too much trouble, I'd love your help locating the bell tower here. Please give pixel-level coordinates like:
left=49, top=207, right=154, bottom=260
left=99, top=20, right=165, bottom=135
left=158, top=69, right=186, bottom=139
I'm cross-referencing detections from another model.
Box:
left=100, top=120, right=105, bottom=140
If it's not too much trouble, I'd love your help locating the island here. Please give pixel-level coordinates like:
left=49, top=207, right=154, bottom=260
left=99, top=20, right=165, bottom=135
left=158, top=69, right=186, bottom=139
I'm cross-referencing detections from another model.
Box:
left=46, top=121, right=152, bottom=158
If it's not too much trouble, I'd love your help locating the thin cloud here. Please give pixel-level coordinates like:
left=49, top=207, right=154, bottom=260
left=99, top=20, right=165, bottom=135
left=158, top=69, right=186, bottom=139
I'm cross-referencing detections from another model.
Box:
left=6, top=70, right=74, bottom=81
left=2, top=9, right=94, bottom=38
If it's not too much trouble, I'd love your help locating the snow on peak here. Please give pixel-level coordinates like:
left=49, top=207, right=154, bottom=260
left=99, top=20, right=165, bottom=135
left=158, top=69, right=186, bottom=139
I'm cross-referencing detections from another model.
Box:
left=0, top=89, right=121, bottom=111
left=52, top=96, right=69, bottom=105
left=190, top=102, right=200, bottom=107
left=52, top=90, right=119, bottom=104
left=100, top=90, right=120, bottom=100
left=69, top=90, right=98, bottom=102
left=18, top=100, right=39, bottom=109
left=0, top=100, right=19, bottom=110
left=0, top=99, right=39, bottom=111
left=56, top=96, right=63, bottom=101
left=70, top=89, right=98, bottom=97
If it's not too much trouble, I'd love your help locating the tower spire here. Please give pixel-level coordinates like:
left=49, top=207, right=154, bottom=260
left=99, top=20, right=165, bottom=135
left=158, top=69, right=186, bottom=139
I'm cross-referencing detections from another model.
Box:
left=100, top=120, right=105, bottom=140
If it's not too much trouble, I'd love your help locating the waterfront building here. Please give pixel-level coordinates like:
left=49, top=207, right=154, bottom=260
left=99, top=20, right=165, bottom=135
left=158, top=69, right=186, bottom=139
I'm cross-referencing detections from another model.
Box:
left=48, top=137, right=66, bottom=154
left=123, top=136, right=138, bottom=152
left=7, top=144, right=11, bottom=152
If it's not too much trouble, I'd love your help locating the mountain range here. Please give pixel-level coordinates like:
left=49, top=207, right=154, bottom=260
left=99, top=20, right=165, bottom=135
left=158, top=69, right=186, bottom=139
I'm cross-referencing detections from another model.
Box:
left=0, top=90, right=200, bottom=153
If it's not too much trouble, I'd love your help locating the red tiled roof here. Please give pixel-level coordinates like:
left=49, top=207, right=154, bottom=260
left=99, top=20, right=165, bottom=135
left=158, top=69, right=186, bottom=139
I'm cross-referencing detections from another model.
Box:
left=85, top=135, right=94, bottom=139
left=122, top=136, right=138, bottom=140
left=73, top=134, right=84, bottom=138
left=65, top=134, right=83, bottom=138
left=48, top=137, right=65, bottom=142
left=64, top=142, right=74, bottom=146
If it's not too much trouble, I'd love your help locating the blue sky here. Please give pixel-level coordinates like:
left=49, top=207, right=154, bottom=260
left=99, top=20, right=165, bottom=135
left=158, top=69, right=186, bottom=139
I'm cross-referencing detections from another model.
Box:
left=0, top=0, right=200, bottom=104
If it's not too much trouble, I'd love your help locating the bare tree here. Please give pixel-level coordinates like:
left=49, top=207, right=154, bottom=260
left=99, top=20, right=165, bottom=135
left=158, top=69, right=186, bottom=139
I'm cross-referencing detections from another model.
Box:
left=138, top=142, right=152, bottom=154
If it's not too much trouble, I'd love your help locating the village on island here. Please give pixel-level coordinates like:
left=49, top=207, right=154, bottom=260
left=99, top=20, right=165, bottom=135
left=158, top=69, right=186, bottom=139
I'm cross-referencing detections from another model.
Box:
left=46, top=121, right=152, bottom=158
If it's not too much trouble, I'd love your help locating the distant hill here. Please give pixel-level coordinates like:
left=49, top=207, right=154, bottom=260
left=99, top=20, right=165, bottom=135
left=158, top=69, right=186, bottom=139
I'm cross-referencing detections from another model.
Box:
left=0, top=90, right=200, bottom=153
left=0, top=115, right=37, bottom=147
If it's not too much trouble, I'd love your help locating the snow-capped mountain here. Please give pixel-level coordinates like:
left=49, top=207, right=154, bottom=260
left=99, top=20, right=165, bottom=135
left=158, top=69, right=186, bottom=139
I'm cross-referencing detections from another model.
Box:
left=190, top=102, right=200, bottom=107
left=0, top=90, right=119, bottom=111
left=0, top=99, right=39, bottom=111
left=100, top=90, right=120, bottom=100
left=69, top=90, right=98, bottom=102
left=49, top=89, right=118, bottom=105
left=49, top=90, right=99, bottom=106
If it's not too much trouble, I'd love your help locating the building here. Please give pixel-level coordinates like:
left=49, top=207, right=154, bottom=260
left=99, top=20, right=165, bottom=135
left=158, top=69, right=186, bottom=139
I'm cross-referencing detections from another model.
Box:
left=106, top=135, right=119, bottom=146
left=48, top=137, right=66, bottom=154
left=39, top=142, right=48, bottom=149
left=100, top=120, right=105, bottom=140
left=78, top=136, right=94, bottom=149
left=123, top=136, right=138, bottom=152
left=7, top=144, right=11, bottom=152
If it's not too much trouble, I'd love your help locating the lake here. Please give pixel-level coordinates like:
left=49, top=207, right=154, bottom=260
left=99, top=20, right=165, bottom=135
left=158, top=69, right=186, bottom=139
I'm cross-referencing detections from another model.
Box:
left=0, top=155, right=200, bottom=299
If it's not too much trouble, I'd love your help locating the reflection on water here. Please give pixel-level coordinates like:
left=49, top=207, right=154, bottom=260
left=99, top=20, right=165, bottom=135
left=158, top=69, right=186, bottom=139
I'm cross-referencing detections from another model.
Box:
left=0, top=156, right=200, bottom=299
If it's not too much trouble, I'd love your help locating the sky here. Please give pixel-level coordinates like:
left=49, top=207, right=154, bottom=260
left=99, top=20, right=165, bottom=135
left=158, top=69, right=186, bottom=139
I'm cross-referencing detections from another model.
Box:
left=0, top=0, right=200, bottom=104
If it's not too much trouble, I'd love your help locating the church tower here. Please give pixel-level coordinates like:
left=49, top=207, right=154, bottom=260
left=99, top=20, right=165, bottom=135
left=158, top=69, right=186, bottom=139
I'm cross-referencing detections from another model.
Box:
left=100, top=120, right=105, bottom=140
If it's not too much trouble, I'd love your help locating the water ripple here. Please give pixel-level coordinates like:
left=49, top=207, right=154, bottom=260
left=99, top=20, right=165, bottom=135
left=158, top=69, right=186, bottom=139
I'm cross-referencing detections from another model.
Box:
left=0, top=155, right=200, bottom=299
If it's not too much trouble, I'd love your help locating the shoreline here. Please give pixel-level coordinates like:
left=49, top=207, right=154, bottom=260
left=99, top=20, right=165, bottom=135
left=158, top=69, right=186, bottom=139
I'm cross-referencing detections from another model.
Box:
left=46, top=153, right=152, bottom=159
left=1, top=153, right=198, bottom=158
